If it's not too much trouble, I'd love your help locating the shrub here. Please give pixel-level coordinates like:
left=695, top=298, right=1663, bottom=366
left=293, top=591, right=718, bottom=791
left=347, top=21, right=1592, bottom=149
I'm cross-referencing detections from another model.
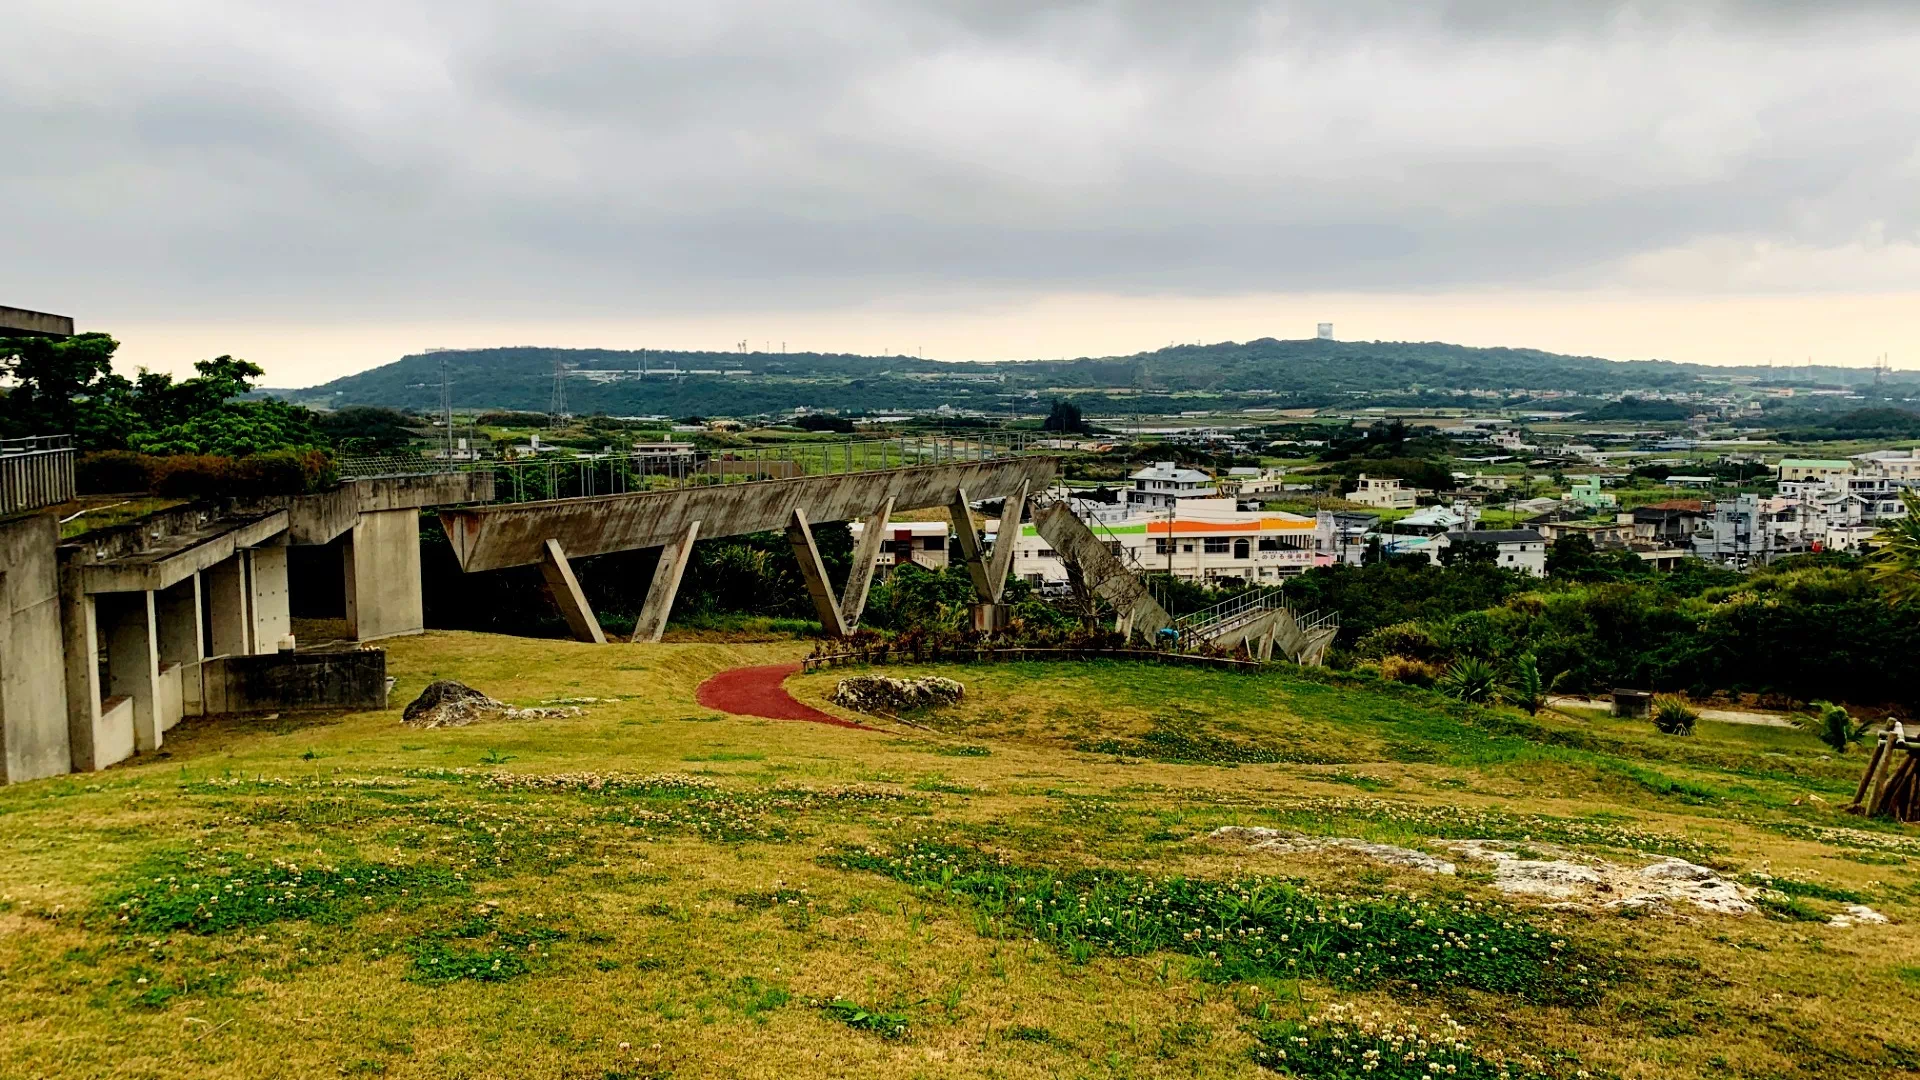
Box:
left=1379, top=654, right=1441, bottom=688
left=1651, top=695, right=1698, bottom=736
left=75, top=449, right=336, bottom=498
left=1799, top=700, right=1872, bottom=754
left=75, top=450, right=154, bottom=494
left=1437, top=656, right=1502, bottom=703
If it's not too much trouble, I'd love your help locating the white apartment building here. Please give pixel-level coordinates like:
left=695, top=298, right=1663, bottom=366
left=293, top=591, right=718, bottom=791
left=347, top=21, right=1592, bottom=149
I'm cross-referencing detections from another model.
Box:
left=1125, top=462, right=1219, bottom=509
left=1001, top=499, right=1319, bottom=586
left=1348, top=474, right=1419, bottom=509
left=1853, top=448, right=1920, bottom=483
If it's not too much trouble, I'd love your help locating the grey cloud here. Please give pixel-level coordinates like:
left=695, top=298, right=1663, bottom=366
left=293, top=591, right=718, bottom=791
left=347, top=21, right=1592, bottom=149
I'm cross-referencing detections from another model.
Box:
left=2, top=0, right=1918, bottom=322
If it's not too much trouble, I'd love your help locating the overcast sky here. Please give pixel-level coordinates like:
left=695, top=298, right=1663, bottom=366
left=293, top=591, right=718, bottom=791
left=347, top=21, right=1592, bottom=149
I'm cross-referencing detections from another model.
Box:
left=6, top=1, right=1919, bottom=383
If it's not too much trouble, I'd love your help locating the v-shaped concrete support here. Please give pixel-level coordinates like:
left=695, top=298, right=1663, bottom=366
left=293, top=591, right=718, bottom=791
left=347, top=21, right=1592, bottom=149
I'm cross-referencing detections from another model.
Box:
left=786, top=507, right=851, bottom=638
left=539, top=538, right=605, bottom=643
left=631, top=519, right=701, bottom=643
left=949, top=481, right=1027, bottom=604
left=840, top=498, right=894, bottom=629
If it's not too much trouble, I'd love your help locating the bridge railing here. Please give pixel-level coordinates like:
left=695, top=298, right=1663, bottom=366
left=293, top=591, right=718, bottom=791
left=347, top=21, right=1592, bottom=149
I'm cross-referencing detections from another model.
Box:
left=337, top=432, right=1046, bottom=504
left=0, top=434, right=75, bottom=516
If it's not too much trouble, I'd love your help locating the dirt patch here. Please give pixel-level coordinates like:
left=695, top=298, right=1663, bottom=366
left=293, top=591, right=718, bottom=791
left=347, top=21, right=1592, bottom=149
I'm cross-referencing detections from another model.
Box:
left=697, top=663, right=865, bottom=728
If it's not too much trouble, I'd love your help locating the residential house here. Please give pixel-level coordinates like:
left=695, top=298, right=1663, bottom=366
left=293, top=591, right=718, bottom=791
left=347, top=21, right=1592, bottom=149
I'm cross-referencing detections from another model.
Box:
left=1566, top=476, right=1618, bottom=509
left=1426, top=529, right=1548, bottom=576
left=1348, top=474, right=1419, bottom=509
left=1125, top=461, right=1219, bottom=509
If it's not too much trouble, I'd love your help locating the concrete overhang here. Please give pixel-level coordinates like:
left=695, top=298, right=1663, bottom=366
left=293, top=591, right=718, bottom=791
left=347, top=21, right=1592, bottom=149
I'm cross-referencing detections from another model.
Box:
left=0, top=305, right=76, bottom=338
left=78, top=510, right=289, bottom=593
left=439, top=457, right=1058, bottom=572
left=260, top=472, right=501, bottom=546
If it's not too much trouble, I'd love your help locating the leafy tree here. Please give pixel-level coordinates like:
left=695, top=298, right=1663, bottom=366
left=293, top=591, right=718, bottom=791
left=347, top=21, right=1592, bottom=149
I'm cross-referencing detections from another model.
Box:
left=1801, top=700, right=1871, bottom=753
left=1437, top=536, right=1499, bottom=568
left=0, top=332, right=134, bottom=447
left=317, top=407, right=418, bottom=452
left=1042, top=399, right=1091, bottom=435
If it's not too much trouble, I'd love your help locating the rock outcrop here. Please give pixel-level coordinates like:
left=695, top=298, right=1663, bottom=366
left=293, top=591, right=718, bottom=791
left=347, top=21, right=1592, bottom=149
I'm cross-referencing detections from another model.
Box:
left=830, top=675, right=965, bottom=714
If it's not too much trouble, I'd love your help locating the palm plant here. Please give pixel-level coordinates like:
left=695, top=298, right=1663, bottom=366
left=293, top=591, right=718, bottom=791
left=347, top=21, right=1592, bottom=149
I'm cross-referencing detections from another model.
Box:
left=1869, top=491, right=1920, bottom=607
left=1506, top=652, right=1563, bottom=715
left=1800, top=699, right=1871, bottom=754
left=1437, top=656, right=1502, bottom=704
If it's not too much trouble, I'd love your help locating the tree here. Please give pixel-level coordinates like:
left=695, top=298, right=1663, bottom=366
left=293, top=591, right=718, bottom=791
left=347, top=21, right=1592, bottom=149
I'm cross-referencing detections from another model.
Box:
left=0, top=332, right=134, bottom=447
left=1042, top=399, right=1091, bottom=435
left=1438, top=537, right=1498, bottom=567
left=1869, top=491, right=1920, bottom=607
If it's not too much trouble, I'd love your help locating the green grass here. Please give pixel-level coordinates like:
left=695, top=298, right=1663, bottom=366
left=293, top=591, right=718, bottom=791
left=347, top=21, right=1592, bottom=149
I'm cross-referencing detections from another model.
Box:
left=3, top=633, right=1918, bottom=1079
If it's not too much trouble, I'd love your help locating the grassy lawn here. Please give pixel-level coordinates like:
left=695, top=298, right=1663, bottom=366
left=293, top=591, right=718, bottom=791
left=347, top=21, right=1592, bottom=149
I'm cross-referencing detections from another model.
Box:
left=5, top=633, right=1919, bottom=1078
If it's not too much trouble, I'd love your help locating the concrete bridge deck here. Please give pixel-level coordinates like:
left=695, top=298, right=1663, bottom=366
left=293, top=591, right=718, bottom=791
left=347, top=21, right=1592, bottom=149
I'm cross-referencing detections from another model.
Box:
left=436, top=456, right=1059, bottom=644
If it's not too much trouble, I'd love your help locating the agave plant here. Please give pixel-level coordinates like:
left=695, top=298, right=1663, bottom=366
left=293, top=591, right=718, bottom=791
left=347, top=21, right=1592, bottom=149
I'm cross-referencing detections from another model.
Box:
left=1437, top=656, right=1503, bottom=704
left=1651, top=694, right=1698, bottom=736
left=1802, top=700, right=1871, bottom=754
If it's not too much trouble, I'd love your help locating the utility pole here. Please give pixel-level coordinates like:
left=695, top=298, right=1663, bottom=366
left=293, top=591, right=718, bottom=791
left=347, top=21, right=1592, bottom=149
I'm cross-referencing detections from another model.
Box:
left=439, top=357, right=454, bottom=459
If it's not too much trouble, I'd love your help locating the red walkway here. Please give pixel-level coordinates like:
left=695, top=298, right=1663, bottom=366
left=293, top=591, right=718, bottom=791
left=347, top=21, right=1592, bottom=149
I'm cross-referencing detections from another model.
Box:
left=695, top=662, right=864, bottom=729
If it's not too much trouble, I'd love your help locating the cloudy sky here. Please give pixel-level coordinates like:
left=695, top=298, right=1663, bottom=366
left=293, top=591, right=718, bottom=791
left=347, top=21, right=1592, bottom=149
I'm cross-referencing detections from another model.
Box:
left=5, top=0, right=1918, bottom=383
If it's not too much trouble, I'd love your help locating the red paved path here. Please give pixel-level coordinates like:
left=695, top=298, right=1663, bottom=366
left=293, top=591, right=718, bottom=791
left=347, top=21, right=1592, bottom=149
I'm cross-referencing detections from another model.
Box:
left=695, top=662, right=865, bottom=729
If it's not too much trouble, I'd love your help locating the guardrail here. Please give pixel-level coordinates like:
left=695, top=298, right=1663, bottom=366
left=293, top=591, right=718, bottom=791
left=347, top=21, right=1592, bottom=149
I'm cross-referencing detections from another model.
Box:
left=337, top=433, right=1046, bottom=504
left=0, top=434, right=75, bottom=516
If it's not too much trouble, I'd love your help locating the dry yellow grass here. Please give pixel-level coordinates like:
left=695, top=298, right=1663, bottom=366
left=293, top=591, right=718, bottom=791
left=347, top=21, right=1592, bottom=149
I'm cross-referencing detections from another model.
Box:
left=1, top=632, right=1917, bottom=1079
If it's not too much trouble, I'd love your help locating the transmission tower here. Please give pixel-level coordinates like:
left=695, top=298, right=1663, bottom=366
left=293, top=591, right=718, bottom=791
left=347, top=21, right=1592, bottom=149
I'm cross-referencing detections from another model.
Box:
left=548, top=357, right=571, bottom=426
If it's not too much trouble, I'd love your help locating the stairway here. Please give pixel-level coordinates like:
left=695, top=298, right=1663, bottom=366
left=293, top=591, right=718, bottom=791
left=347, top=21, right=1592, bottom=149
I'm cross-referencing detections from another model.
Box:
left=1031, top=501, right=1174, bottom=636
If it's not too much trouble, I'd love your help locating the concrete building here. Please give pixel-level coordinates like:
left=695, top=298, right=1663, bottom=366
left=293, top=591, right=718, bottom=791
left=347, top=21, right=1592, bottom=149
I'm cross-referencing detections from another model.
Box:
left=1124, top=462, right=1218, bottom=509
left=1854, top=448, right=1920, bottom=483
left=1778, top=458, right=1855, bottom=484
left=1347, top=474, right=1418, bottom=509
left=1427, top=529, right=1548, bottom=575
left=847, top=519, right=950, bottom=577
left=1004, top=499, right=1316, bottom=586
left=1566, top=476, right=1618, bottom=509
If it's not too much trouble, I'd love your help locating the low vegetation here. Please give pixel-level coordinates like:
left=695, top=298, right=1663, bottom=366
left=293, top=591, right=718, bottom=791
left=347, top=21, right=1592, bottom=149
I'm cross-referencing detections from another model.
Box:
left=3, top=633, right=1918, bottom=1078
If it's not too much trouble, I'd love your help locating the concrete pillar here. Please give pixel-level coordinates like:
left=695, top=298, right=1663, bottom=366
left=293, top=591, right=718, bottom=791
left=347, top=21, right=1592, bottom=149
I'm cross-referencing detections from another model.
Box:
left=785, top=507, right=850, bottom=638
left=343, top=508, right=424, bottom=641
left=2, top=513, right=73, bottom=783
left=60, top=565, right=125, bottom=772
left=538, top=539, right=605, bottom=644
left=204, top=554, right=252, bottom=656
left=631, top=520, right=700, bottom=643
left=154, top=574, right=202, bottom=729
left=839, top=498, right=894, bottom=630
left=247, top=546, right=291, bottom=654
left=100, top=591, right=163, bottom=752
left=982, top=481, right=1028, bottom=605
left=947, top=487, right=991, bottom=600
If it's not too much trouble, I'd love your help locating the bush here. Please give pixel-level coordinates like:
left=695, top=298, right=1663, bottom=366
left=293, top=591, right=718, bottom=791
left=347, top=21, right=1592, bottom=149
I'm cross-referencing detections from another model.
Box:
left=1437, top=656, right=1502, bottom=703
left=1651, top=695, right=1698, bottom=736
left=75, top=449, right=336, bottom=499
left=1801, top=700, right=1871, bottom=753
left=1380, top=654, right=1441, bottom=688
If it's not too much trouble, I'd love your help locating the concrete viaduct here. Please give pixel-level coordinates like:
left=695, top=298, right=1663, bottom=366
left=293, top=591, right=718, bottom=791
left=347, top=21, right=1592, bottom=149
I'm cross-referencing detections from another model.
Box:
left=438, top=455, right=1060, bottom=643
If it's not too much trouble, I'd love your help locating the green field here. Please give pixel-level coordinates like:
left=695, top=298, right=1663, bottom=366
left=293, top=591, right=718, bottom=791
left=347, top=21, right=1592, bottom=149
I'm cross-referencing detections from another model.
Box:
left=4, top=633, right=1918, bottom=1078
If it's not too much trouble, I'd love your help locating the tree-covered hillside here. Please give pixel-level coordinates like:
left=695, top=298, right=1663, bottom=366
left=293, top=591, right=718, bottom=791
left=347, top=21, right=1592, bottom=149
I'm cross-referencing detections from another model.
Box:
left=275, top=338, right=1917, bottom=417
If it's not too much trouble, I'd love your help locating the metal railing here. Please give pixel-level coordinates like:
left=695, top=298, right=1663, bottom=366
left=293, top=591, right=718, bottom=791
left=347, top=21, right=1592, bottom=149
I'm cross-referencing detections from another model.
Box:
left=0, top=434, right=75, bottom=515
left=336, top=432, right=1044, bottom=504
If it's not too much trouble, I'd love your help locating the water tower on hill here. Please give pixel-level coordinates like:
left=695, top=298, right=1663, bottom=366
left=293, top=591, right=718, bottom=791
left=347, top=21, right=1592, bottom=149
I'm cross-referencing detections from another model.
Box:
left=1316, top=322, right=1334, bottom=341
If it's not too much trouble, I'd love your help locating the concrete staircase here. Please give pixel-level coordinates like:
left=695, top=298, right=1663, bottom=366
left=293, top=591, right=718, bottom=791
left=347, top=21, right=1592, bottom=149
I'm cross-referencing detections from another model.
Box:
left=1174, top=589, right=1339, bottom=665
left=1031, top=500, right=1174, bottom=637
left=1029, top=498, right=1337, bottom=664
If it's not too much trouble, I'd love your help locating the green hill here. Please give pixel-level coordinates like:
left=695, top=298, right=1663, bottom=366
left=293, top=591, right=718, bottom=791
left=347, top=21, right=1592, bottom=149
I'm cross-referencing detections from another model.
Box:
left=273, top=339, right=1911, bottom=417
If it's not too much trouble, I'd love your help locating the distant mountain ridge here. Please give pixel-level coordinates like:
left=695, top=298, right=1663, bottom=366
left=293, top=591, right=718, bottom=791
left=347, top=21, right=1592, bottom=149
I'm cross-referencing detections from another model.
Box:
left=273, top=338, right=1909, bottom=417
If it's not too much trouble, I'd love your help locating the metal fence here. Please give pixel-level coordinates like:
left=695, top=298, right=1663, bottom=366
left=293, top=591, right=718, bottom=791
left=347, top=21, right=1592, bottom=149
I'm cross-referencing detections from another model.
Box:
left=0, top=434, right=75, bottom=516
left=336, top=432, right=1043, bottom=504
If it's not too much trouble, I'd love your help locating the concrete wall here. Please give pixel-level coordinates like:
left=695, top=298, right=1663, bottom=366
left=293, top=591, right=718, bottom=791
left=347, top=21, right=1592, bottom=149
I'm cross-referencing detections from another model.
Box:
left=0, top=513, right=71, bottom=783
left=204, top=554, right=251, bottom=656
left=100, top=591, right=163, bottom=752
left=248, top=546, right=290, bottom=652
left=343, top=509, right=423, bottom=640
left=200, top=649, right=388, bottom=714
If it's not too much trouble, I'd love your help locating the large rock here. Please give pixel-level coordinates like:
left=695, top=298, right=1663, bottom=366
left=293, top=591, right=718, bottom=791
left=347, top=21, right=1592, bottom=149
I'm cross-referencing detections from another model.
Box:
left=401, top=680, right=584, bottom=728
left=831, top=675, right=965, bottom=714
